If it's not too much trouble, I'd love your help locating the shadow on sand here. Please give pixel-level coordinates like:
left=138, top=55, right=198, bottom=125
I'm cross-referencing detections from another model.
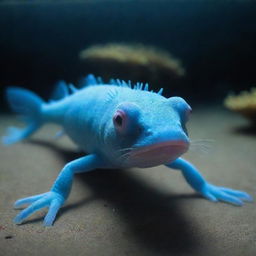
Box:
left=232, top=123, right=256, bottom=136
left=26, top=139, right=201, bottom=254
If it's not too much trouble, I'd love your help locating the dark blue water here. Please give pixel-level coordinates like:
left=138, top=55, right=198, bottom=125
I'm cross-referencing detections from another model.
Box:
left=0, top=1, right=256, bottom=107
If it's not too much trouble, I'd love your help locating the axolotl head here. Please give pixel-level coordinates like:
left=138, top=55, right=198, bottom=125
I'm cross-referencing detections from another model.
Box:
left=105, top=94, right=191, bottom=168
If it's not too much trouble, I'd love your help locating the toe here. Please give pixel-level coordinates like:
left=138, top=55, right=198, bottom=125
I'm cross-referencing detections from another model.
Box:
left=43, top=200, right=62, bottom=226
left=202, top=191, right=218, bottom=202
left=14, top=193, right=47, bottom=209
left=13, top=198, right=49, bottom=224
left=219, top=187, right=253, bottom=202
left=214, top=190, right=243, bottom=206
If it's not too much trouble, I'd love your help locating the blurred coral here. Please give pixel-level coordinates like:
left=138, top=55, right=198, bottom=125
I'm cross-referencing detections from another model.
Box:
left=79, top=43, right=185, bottom=91
left=224, top=88, right=256, bottom=123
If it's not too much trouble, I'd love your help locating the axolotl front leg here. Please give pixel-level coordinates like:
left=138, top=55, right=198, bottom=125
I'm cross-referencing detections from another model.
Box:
left=14, top=154, right=105, bottom=226
left=166, top=158, right=252, bottom=205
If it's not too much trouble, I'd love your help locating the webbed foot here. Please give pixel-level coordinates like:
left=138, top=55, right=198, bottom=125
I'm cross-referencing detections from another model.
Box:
left=14, top=191, right=65, bottom=226
left=201, top=183, right=253, bottom=206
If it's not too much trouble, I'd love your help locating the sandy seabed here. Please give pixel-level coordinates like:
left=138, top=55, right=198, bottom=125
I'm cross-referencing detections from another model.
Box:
left=0, top=106, right=255, bottom=256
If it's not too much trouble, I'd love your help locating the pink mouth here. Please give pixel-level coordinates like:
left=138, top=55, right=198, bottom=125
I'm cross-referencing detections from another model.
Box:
left=127, top=140, right=189, bottom=168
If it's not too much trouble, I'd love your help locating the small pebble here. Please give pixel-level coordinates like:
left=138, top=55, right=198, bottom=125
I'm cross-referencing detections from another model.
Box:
left=5, top=235, right=13, bottom=239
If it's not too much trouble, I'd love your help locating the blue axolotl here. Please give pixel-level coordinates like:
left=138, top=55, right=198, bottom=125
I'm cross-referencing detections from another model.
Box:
left=2, top=74, right=252, bottom=226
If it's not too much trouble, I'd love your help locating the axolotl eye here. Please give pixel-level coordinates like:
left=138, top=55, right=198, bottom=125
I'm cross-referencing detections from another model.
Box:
left=113, top=110, right=126, bottom=133
left=113, top=102, right=141, bottom=135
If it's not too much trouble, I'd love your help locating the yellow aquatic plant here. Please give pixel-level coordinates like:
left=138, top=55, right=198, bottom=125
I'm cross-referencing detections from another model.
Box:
left=224, top=88, right=256, bottom=122
left=79, top=43, right=185, bottom=75
left=79, top=43, right=185, bottom=88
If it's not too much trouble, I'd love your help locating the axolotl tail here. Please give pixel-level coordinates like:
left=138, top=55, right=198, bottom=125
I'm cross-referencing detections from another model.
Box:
left=2, top=87, right=45, bottom=145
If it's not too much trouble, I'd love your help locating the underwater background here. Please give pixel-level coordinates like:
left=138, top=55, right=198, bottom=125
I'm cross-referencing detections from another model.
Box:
left=0, top=0, right=256, bottom=107
left=1, top=1, right=256, bottom=256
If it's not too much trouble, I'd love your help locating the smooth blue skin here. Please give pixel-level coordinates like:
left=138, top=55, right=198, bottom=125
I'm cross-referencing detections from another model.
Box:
left=2, top=75, right=253, bottom=226
left=167, top=158, right=252, bottom=206
left=14, top=154, right=104, bottom=226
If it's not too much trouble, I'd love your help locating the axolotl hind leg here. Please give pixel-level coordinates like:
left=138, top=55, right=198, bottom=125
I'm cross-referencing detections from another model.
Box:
left=13, top=154, right=106, bottom=226
left=166, top=158, right=253, bottom=206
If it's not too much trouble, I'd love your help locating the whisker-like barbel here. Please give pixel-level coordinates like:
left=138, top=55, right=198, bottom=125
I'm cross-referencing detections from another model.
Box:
left=189, top=139, right=215, bottom=154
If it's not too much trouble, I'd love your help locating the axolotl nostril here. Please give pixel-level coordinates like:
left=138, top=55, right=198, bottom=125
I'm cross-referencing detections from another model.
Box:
left=2, top=74, right=253, bottom=226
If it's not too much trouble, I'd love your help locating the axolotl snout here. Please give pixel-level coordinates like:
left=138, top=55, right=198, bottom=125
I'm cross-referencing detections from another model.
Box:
left=2, top=74, right=252, bottom=226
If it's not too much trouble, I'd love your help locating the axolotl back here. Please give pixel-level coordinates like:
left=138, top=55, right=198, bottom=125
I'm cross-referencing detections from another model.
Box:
left=47, top=80, right=190, bottom=168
